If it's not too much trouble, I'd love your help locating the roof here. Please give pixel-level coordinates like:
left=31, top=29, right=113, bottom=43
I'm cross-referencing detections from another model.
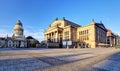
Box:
left=0, top=37, right=5, bottom=40
left=90, top=19, right=107, bottom=31
left=26, top=36, right=39, bottom=43
left=64, top=19, right=81, bottom=27
left=16, top=20, right=23, bottom=26
left=26, top=36, right=34, bottom=39
left=95, top=23, right=107, bottom=31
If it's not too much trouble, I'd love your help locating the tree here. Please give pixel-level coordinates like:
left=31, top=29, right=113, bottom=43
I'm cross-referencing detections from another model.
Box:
left=41, top=40, right=45, bottom=45
left=30, top=42, right=36, bottom=47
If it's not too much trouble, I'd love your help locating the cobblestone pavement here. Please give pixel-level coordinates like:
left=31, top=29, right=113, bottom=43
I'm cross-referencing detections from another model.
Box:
left=93, top=52, right=120, bottom=71
left=0, top=48, right=120, bottom=71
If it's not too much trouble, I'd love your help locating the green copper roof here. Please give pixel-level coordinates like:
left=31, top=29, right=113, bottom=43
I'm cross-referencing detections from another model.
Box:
left=16, top=20, right=22, bottom=26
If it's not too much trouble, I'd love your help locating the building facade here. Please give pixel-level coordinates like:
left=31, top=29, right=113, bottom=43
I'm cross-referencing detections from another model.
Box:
left=77, top=20, right=107, bottom=48
left=0, top=20, right=41, bottom=48
left=26, top=36, right=40, bottom=47
left=107, top=29, right=120, bottom=47
left=44, top=18, right=107, bottom=48
left=7, top=20, right=27, bottom=48
left=0, top=37, right=7, bottom=47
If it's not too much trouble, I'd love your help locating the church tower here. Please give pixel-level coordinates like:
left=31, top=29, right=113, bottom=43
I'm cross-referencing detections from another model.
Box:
left=13, top=20, right=24, bottom=37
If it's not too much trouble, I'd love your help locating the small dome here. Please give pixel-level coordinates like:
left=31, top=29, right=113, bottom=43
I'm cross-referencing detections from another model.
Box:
left=16, top=20, right=23, bottom=26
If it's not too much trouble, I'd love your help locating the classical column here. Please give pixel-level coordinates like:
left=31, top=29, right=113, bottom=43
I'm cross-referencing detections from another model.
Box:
left=49, top=33, right=50, bottom=39
left=52, top=32, right=53, bottom=42
left=69, top=27, right=72, bottom=41
left=46, top=34, right=48, bottom=40
left=52, top=32, right=54, bottom=42
left=54, top=32, right=56, bottom=42
left=55, top=31, right=57, bottom=42
left=50, top=33, right=51, bottom=42
left=55, top=31, right=58, bottom=42
left=44, top=34, right=46, bottom=42
left=45, top=34, right=47, bottom=42
left=57, top=31, right=59, bottom=42
left=47, top=34, right=49, bottom=39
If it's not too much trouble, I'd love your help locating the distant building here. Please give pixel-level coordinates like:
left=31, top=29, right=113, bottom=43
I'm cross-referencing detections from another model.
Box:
left=114, top=34, right=120, bottom=46
left=26, top=36, right=40, bottom=47
left=6, top=20, right=27, bottom=48
left=107, top=29, right=120, bottom=47
left=0, top=20, right=41, bottom=48
left=44, top=18, right=107, bottom=48
left=0, top=37, right=6, bottom=47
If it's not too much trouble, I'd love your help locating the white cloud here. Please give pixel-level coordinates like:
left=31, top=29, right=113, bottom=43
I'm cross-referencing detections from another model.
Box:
left=24, top=29, right=44, bottom=42
left=0, top=29, right=13, bottom=37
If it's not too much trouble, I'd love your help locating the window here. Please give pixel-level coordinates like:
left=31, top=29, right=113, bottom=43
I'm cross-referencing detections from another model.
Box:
left=87, top=35, right=89, bottom=40
left=86, top=30, right=88, bottom=34
left=58, top=23, right=61, bottom=26
left=64, top=31, right=69, bottom=40
left=85, top=30, right=86, bottom=34
left=83, top=31, right=84, bottom=35
left=64, top=31, right=69, bottom=35
left=79, top=30, right=89, bottom=41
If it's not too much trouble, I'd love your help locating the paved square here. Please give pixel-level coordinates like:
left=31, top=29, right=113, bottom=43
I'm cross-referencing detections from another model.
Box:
left=0, top=48, right=120, bottom=71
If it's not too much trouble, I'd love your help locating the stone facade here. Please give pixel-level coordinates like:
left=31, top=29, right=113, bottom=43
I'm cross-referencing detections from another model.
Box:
left=107, top=29, right=120, bottom=47
left=7, top=20, right=27, bottom=48
left=44, top=18, right=107, bottom=48
left=77, top=20, right=107, bottom=48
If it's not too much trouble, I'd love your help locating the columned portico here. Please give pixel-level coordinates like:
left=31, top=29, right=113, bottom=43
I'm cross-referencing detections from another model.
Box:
left=45, top=30, right=61, bottom=43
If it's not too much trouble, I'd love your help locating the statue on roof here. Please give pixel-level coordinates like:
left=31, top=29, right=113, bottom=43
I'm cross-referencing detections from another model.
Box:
left=100, top=20, right=103, bottom=24
left=55, top=17, right=58, bottom=21
left=91, top=19, right=95, bottom=24
left=63, top=17, right=65, bottom=20
left=92, top=19, right=94, bottom=22
left=16, top=20, right=23, bottom=26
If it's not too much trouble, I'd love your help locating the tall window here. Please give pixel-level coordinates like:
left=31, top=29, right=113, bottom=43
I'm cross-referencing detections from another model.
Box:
left=79, top=30, right=89, bottom=41
left=64, top=31, right=69, bottom=40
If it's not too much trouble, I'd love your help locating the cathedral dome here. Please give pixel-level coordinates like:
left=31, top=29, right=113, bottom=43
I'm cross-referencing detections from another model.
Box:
left=14, top=25, right=23, bottom=30
left=14, top=20, right=23, bottom=30
left=13, top=20, right=24, bottom=37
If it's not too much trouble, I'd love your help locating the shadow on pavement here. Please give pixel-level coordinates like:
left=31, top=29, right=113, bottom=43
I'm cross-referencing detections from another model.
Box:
left=91, top=52, right=120, bottom=71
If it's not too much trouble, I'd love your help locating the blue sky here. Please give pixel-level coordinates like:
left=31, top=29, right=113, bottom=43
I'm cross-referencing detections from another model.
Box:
left=0, top=0, right=120, bottom=41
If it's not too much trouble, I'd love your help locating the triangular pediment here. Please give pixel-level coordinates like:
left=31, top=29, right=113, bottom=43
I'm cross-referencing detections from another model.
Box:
left=95, top=23, right=106, bottom=31
left=98, top=24, right=106, bottom=30
left=48, top=20, right=64, bottom=28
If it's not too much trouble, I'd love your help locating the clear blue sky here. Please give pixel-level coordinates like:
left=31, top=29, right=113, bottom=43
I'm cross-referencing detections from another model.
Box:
left=0, top=0, right=120, bottom=41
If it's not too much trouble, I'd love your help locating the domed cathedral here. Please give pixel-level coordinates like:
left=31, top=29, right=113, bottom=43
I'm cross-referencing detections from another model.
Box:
left=7, top=20, right=27, bottom=48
